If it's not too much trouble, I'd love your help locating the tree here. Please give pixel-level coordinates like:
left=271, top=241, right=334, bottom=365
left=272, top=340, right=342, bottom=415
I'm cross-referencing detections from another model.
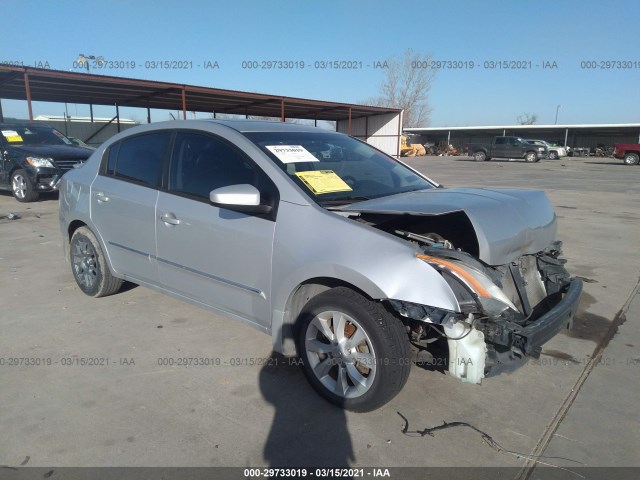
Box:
left=364, top=49, right=436, bottom=127
left=517, top=113, right=538, bottom=125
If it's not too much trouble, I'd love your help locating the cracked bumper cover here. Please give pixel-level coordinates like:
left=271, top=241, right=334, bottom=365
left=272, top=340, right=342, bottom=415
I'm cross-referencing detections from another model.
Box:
left=483, top=277, right=583, bottom=377
left=512, top=277, right=583, bottom=355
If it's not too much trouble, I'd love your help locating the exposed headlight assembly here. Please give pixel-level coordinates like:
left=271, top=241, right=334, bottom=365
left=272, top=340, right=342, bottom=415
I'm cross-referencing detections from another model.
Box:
left=26, top=156, right=55, bottom=168
left=417, top=254, right=518, bottom=316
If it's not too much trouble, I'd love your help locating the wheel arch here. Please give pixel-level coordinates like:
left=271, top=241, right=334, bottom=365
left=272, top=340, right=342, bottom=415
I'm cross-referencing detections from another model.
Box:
left=65, top=219, right=118, bottom=277
left=272, top=277, right=381, bottom=356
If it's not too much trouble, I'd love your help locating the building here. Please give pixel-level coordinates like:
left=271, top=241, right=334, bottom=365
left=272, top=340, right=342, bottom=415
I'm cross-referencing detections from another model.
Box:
left=404, top=124, right=640, bottom=152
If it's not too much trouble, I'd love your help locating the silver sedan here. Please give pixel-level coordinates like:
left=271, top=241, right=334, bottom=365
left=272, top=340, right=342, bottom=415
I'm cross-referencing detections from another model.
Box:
left=59, top=120, right=582, bottom=411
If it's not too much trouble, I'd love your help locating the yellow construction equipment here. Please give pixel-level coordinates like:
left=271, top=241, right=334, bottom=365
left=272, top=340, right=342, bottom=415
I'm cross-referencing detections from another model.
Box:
left=401, top=135, right=426, bottom=157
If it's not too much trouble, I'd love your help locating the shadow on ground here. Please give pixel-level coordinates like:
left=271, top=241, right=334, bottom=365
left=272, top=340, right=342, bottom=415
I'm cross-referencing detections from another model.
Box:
left=260, top=351, right=354, bottom=468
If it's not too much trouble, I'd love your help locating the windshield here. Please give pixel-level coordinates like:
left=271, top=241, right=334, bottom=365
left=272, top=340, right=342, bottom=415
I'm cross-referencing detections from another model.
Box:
left=1, top=125, right=73, bottom=146
left=244, top=131, right=434, bottom=205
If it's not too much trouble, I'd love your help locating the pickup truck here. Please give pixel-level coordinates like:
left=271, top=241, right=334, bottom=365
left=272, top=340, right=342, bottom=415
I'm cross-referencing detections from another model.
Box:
left=463, top=136, right=547, bottom=162
left=613, top=143, right=640, bottom=165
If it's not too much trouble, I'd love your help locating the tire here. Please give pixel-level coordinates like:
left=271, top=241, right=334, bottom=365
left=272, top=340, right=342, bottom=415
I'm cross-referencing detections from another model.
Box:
left=548, top=151, right=558, bottom=160
left=623, top=153, right=639, bottom=165
left=11, top=169, right=39, bottom=202
left=524, top=151, right=539, bottom=163
left=473, top=151, right=487, bottom=162
left=295, top=287, right=411, bottom=412
left=70, top=227, right=123, bottom=297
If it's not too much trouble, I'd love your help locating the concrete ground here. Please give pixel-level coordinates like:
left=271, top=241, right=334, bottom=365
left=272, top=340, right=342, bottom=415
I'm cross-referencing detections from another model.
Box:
left=0, top=155, right=638, bottom=477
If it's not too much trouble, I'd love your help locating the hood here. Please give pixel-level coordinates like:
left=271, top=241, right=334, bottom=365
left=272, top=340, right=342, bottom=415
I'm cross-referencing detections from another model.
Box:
left=8, top=144, right=93, bottom=160
left=340, top=187, right=557, bottom=265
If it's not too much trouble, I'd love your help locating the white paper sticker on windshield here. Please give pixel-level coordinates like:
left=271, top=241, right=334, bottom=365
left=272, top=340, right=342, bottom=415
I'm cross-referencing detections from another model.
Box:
left=1, top=130, right=23, bottom=142
left=266, top=145, right=319, bottom=164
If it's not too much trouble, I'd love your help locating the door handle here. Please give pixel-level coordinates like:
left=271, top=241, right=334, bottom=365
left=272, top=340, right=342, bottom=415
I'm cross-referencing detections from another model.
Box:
left=160, top=213, right=181, bottom=226
left=95, top=192, right=109, bottom=203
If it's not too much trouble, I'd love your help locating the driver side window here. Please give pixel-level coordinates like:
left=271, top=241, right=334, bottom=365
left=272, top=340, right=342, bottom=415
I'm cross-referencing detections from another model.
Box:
left=169, top=132, right=275, bottom=203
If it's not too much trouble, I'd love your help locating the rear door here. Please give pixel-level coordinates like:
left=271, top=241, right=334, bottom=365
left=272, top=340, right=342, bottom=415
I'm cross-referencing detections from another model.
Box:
left=155, top=130, right=278, bottom=328
left=90, top=131, right=171, bottom=285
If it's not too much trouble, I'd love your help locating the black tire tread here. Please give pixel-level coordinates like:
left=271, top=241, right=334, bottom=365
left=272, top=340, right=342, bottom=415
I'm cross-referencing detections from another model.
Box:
left=71, top=227, right=123, bottom=297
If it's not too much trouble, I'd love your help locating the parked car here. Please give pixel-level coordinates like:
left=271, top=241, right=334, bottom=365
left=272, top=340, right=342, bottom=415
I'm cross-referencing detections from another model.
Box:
left=59, top=120, right=582, bottom=411
left=613, top=143, right=640, bottom=165
left=463, top=136, right=547, bottom=162
left=525, top=139, right=568, bottom=159
left=0, top=123, right=93, bottom=201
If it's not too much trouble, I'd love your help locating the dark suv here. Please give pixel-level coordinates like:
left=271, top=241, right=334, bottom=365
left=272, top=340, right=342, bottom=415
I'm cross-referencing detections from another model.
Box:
left=0, top=123, right=93, bottom=202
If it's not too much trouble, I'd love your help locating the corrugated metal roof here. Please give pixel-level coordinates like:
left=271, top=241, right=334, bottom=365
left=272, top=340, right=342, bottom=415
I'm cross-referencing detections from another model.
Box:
left=0, top=65, right=400, bottom=121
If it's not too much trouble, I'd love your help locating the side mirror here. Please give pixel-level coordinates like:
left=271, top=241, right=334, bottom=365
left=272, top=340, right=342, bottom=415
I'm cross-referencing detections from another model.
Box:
left=210, top=184, right=272, bottom=215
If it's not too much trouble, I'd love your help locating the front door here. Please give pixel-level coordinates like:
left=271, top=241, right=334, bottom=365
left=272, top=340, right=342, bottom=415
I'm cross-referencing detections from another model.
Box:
left=155, top=131, right=277, bottom=327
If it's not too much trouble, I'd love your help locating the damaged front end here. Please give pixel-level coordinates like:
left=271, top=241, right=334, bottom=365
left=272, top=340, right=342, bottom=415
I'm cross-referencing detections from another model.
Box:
left=389, top=241, right=583, bottom=384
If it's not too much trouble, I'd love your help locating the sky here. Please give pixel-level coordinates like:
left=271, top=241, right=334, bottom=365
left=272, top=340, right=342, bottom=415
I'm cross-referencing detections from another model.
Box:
left=2, top=0, right=639, bottom=127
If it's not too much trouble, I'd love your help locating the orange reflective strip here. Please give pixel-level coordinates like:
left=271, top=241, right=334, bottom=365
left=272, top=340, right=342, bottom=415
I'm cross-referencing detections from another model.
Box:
left=416, top=254, right=491, bottom=298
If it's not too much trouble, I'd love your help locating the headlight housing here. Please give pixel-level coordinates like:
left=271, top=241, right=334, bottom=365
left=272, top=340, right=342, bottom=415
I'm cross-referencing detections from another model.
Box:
left=417, top=254, right=518, bottom=316
left=26, top=156, right=55, bottom=168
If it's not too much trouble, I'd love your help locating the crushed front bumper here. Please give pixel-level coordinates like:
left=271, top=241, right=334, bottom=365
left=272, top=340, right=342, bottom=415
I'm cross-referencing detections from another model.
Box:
left=515, top=278, right=583, bottom=353
left=484, top=277, right=583, bottom=375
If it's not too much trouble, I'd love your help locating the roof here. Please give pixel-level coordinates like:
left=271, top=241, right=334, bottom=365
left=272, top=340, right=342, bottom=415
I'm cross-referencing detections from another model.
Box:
left=102, top=119, right=344, bottom=137
left=0, top=65, right=400, bottom=121
left=206, top=119, right=332, bottom=133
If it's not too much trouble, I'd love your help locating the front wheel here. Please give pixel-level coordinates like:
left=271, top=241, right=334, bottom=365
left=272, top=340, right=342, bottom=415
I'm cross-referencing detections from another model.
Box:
left=11, top=169, right=39, bottom=202
left=296, top=287, right=411, bottom=412
left=548, top=151, right=559, bottom=160
left=524, top=151, right=539, bottom=162
left=70, top=227, right=123, bottom=297
left=623, top=153, right=639, bottom=165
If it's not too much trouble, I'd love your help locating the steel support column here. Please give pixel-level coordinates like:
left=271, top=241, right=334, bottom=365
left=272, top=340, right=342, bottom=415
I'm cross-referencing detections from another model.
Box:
left=396, top=110, right=404, bottom=158
left=147, top=106, right=151, bottom=124
left=0, top=99, right=4, bottom=122
left=24, top=71, right=33, bottom=121
left=182, top=88, right=187, bottom=120
left=281, top=99, right=285, bottom=122
left=116, top=104, right=120, bottom=133
left=564, top=128, right=569, bottom=147
left=348, top=107, right=352, bottom=136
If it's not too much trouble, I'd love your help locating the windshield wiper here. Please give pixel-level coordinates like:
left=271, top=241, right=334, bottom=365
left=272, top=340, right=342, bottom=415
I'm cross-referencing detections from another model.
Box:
left=318, top=196, right=373, bottom=208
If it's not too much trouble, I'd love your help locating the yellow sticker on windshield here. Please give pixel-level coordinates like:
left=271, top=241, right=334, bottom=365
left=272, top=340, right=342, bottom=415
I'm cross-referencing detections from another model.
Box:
left=295, top=170, right=352, bottom=195
left=1, top=130, right=23, bottom=142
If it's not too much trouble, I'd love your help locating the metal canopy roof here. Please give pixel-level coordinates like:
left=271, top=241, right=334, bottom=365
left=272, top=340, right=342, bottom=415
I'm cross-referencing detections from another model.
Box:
left=0, top=65, right=400, bottom=121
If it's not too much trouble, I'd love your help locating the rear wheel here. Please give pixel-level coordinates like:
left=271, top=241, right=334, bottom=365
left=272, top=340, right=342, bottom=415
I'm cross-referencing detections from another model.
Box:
left=473, top=151, right=487, bottom=162
left=11, top=169, right=39, bottom=202
left=296, top=287, right=411, bottom=412
left=70, top=227, right=123, bottom=297
left=548, top=151, right=559, bottom=160
left=623, top=153, right=639, bottom=165
left=524, top=151, right=539, bottom=162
